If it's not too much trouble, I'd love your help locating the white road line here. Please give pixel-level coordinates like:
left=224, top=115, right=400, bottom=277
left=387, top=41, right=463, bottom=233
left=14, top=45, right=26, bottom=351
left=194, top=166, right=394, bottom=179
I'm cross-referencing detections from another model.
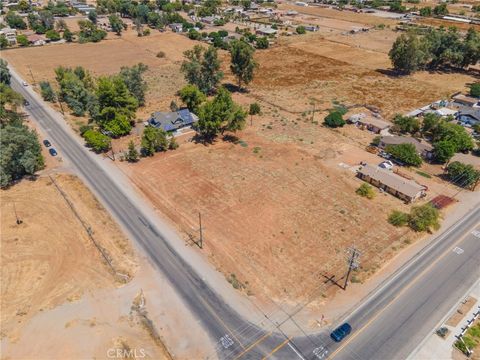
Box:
left=287, top=342, right=307, bottom=360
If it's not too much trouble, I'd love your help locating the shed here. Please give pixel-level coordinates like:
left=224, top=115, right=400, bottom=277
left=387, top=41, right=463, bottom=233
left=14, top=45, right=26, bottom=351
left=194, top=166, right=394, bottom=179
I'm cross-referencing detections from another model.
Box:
left=356, top=116, right=390, bottom=134
left=452, top=94, right=479, bottom=107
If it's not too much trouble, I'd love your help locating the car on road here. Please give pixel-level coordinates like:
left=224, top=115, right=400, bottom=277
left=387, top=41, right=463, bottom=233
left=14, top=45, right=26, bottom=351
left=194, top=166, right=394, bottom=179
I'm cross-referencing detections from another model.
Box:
left=24, top=99, right=30, bottom=106
left=330, top=323, right=352, bottom=342
left=43, top=139, right=52, bottom=147
left=49, top=148, right=58, bottom=156
left=22, top=81, right=28, bottom=86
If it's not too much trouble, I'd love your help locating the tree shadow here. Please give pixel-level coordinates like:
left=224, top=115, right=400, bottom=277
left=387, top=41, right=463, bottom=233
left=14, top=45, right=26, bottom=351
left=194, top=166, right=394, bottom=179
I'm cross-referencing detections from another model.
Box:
left=223, top=83, right=249, bottom=94
left=191, top=133, right=216, bottom=146
left=222, top=134, right=240, bottom=144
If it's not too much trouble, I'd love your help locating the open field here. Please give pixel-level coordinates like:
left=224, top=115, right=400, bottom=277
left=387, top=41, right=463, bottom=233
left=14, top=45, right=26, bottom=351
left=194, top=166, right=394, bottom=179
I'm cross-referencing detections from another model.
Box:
left=4, top=17, right=478, bottom=304
left=0, top=173, right=176, bottom=359
left=1, top=174, right=135, bottom=338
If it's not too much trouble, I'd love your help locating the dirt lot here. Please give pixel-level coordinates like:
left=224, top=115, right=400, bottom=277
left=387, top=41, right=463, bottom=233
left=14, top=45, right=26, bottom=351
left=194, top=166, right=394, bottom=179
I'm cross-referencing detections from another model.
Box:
left=0, top=174, right=172, bottom=359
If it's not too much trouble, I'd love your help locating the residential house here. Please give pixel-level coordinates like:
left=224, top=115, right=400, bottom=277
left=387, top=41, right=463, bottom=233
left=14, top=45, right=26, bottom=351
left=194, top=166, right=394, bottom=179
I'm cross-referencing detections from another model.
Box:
left=256, top=26, right=277, bottom=36
left=452, top=94, right=479, bottom=108
left=357, top=164, right=427, bottom=203
left=169, top=23, right=183, bottom=32
left=0, top=27, right=16, bottom=45
left=379, top=135, right=433, bottom=159
left=27, top=34, right=46, bottom=46
left=147, top=109, right=198, bottom=133
left=457, top=109, right=480, bottom=126
left=349, top=113, right=390, bottom=134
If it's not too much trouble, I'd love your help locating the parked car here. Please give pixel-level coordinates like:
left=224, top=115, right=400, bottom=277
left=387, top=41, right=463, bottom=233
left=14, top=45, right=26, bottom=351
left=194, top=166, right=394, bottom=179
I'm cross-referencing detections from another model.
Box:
left=379, top=160, right=394, bottom=170
left=330, top=323, right=352, bottom=342
left=23, top=99, right=30, bottom=106
left=378, top=150, right=391, bottom=160
left=22, top=81, right=28, bottom=86
left=49, top=148, right=58, bottom=156
left=43, top=139, right=52, bottom=147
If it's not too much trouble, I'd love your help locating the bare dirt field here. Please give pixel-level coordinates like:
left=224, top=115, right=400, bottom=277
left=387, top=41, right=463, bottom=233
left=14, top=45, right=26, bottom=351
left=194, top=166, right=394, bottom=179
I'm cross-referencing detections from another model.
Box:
left=1, top=174, right=134, bottom=336
left=0, top=174, right=172, bottom=359
left=4, top=19, right=478, bottom=305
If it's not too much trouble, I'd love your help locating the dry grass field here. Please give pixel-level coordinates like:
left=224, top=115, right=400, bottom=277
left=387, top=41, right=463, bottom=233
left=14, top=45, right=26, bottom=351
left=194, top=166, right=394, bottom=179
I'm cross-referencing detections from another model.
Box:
left=0, top=174, right=136, bottom=340
left=3, top=15, right=478, bottom=303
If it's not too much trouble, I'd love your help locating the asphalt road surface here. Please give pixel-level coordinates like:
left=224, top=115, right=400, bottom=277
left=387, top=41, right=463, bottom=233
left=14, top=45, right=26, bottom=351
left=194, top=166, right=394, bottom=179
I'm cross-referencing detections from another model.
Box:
left=12, top=73, right=480, bottom=360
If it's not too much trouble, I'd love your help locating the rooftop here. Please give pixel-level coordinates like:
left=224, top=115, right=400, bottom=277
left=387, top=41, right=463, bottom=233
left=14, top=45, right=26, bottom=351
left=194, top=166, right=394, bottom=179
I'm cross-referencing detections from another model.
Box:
left=149, top=109, right=198, bottom=132
left=380, top=135, right=433, bottom=153
left=358, top=164, right=426, bottom=198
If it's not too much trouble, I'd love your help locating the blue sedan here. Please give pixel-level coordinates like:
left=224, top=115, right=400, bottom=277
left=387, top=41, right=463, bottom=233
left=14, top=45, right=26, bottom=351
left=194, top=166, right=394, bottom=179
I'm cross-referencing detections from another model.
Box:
left=330, top=323, right=352, bottom=342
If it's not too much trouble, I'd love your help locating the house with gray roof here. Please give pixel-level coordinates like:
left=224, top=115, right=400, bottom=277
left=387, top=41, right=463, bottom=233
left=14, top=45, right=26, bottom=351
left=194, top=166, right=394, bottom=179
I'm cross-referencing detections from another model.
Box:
left=357, top=164, right=427, bottom=203
left=147, top=109, right=198, bottom=133
left=379, top=135, right=433, bottom=159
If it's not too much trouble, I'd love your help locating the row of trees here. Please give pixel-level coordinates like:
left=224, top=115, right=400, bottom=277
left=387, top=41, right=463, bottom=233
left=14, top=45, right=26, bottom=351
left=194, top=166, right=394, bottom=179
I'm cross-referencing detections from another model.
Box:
left=181, top=41, right=257, bottom=94
left=0, top=60, right=44, bottom=188
left=389, top=27, right=480, bottom=74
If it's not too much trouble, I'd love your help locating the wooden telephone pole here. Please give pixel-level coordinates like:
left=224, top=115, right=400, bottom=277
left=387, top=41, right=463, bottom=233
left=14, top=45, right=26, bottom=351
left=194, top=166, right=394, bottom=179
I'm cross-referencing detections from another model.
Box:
left=343, top=247, right=361, bottom=290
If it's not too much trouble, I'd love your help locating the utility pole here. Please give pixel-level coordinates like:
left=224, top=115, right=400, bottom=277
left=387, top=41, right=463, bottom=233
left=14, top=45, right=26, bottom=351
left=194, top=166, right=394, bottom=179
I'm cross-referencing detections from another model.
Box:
left=28, top=66, right=36, bottom=86
left=198, top=212, right=203, bottom=249
left=57, top=98, right=65, bottom=115
left=13, top=202, right=23, bottom=225
left=344, top=247, right=361, bottom=290
left=312, top=102, right=316, bottom=123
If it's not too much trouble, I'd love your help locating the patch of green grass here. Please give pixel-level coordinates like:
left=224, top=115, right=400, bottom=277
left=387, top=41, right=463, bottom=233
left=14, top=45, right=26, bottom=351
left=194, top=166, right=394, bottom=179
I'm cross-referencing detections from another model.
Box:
left=238, top=140, right=248, bottom=147
left=416, top=170, right=432, bottom=178
left=253, top=146, right=261, bottom=154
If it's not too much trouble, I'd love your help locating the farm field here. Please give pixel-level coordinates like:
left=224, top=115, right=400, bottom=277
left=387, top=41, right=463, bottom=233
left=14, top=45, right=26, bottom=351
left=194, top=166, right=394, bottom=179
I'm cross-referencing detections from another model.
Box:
left=4, top=15, right=477, bottom=304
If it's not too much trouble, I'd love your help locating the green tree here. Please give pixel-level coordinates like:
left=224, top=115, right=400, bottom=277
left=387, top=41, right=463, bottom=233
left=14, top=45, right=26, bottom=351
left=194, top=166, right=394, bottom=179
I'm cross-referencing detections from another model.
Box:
left=195, top=87, right=246, bottom=140
left=181, top=45, right=223, bottom=94
left=0, top=35, right=9, bottom=50
left=78, top=20, right=107, bottom=43
left=388, top=210, right=409, bottom=227
left=0, top=119, right=44, bottom=187
left=249, top=102, right=261, bottom=124
left=63, top=28, right=73, bottom=42
left=392, top=114, right=420, bottom=135
left=55, top=67, right=96, bottom=117
left=470, top=83, right=480, bottom=98
left=324, top=111, right=346, bottom=128
left=433, top=3, right=448, bottom=15
left=6, top=11, right=27, bottom=29
left=385, top=143, right=422, bottom=166
left=389, top=33, right=427, bottom=74
left=229, top=40, right=257, bottom=90
left=119, top=63, right=148, bottom=106
left=356, top=183, right=375, bottom=199
left=433, top=140, right=456, bottom=163
left=109, top=14, right=124, bottom=35
left=16, top=34, right=29, bottom=46
left=141, top=126, right=168, bottom=155
left=125, top=140, right=139, bottom=162
left=296, top=26, right=306, bottom=34
left=408, top=204, right=440, bottom=232
left=39, top=81, right=56, bottom=102
left=0, top=60, right=11, bottom=85
left=446, top=161, right=480, bottom=188
left=88, top=9, right=98, bottom=24
left=169, top=136, right=179, bottom=150
left=431, top=122, right=474, bottom=152
left=45, top=29, right=61, bottom=41
left=82, top=129, right=111, bottom=152
left=256, top=36, right=269, bottom=49
left=419, top=6, right=432, bottom=16
left=421, top=112, right=442, bottom=137
left=179, top=84, right=206, bottom=113
left=95, top=75, right=138, bottom=137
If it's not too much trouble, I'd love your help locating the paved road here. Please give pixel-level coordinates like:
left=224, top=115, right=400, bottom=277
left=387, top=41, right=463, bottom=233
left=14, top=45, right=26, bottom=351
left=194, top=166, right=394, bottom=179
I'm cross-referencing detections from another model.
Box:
left=12, top=73, right=480, bottom=360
